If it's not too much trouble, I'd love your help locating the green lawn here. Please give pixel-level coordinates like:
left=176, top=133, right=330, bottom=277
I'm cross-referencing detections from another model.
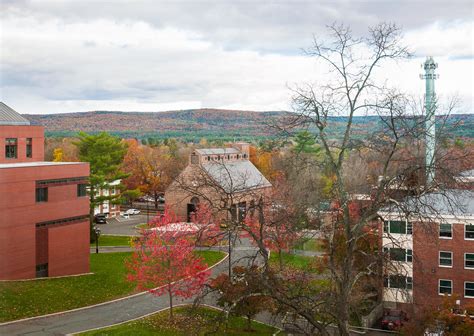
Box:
left=0, top=251, right=225, bottom=322
left=269, top=251, right=314, bottom=271
left=91, top=235, right=134, bottom=247
left=293, top=239, right=325, bottom=252
left=79, top=305, right=279, bottom=335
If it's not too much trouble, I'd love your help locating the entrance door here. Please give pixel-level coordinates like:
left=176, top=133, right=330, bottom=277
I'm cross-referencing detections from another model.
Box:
left=187, top=197, right=200, bottom=222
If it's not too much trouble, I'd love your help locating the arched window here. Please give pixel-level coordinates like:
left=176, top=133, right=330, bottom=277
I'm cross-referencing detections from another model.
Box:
left=190, top=197, right=200, bottom=205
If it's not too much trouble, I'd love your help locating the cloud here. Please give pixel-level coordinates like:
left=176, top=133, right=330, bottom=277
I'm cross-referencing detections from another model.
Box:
left=0, top=1, right=472, bottom=114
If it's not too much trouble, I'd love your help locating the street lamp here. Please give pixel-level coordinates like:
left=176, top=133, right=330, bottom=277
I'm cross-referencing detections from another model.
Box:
left=93, top=225, right=101, bottom=254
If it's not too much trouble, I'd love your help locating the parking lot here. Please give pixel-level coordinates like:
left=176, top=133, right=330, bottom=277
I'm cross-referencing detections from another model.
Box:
left=98, top=214, right=148, bottom=236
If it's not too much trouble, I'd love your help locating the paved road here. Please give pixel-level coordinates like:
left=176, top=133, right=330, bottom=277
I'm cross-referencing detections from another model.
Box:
left=0, top=243, right=257, bottom=336
left=2, top=236, right=391, bottom=336
left=98, top=215, right=146, bottom=236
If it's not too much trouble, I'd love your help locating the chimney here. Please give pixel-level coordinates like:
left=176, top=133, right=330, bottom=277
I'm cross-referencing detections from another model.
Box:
left=420, top=56, right=438, bottom=184
left=233, top=142, right=250, bottom=159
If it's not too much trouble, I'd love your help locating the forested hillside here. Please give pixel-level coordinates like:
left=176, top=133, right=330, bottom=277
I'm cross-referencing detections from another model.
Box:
left=24, top=109, right=474, bottom=142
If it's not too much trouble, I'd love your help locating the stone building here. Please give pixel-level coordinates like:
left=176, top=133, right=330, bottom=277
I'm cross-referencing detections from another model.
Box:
left=0, top=103, right=90, bottom=279
left=165, top=142, right=272, bottom=223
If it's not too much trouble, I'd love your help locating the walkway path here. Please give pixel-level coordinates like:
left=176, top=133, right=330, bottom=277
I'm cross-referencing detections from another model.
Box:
left=0, top=243, right=256, bottom=336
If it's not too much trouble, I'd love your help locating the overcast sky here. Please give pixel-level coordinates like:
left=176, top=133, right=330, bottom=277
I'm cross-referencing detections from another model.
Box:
left=1, top=0, right=473, bottom=114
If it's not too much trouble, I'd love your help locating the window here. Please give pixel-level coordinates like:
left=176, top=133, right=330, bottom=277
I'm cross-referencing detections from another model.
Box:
left=384, top=275, right=413, bottom=290
left=384, top=220, right=412, bottom=235
left=207, top=156, right=210, bottom=161
left=465, top=282, right=474, bottom=298
left=466, top=225, right=474, bottom=239
left=111, top=187, right=116, bottom=195
left=439, top=251, right=453, bottom=267
left=243, top=153, right=247, bottom=158
left=77, top=184, right=87, bottom=197
left=36, top=187, right=48, bottom=202
left=26, top=138, right=32, bottom=158
left=36, top=263, right=48, bottom=278
left=383, top=221, right=389, bottom=233
left=439, top=223, right=452, bottom=238
left=465, top=253, right=474, bottom=269
left=5, top=138, right=17, bottom=158
left=384, top=248, right=413, bottom=262
left=439, top=279, right=452, bottom=295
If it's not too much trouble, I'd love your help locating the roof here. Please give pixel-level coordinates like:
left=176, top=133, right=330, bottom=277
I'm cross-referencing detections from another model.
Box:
left=382, top=189, right=474, bottom=219
left=460, top=169, right=474, bottom=178
left=0, top=161, right=86, bottom=169
left=0, top=102, right=30, bottom=126
left=196, top=148, right=240, bottom=155
left=202, top=160, right=272, bottom=193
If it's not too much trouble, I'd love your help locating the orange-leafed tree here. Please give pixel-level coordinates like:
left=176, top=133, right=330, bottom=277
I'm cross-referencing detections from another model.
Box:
left=126, top=210, right=211, bottom=320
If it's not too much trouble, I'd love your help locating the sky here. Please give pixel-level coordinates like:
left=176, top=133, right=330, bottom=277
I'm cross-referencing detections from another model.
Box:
left=0, top=0, right=473, bottom=115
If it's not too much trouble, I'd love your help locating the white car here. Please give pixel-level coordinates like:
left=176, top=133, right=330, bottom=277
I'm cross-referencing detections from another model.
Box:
left=125, top=209, right=141, bottom=215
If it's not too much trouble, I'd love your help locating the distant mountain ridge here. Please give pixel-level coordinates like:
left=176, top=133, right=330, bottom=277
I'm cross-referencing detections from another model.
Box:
left=23, top=109, right=474, bottom=140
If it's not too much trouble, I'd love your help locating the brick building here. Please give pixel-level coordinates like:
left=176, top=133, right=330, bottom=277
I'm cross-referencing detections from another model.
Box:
left=166, top=142, right=272, bottom=223
left=0, top=103, right=90, bottom=280
left=379, top=186, right=474, bottom=315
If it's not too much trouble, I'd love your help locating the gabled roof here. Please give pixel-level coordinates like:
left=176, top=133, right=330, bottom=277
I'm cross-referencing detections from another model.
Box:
left=202, top=160, right=272, bottom=193
left=0, top=102, right=30, bottom=126
left=196, top=148, right=240, bottom=155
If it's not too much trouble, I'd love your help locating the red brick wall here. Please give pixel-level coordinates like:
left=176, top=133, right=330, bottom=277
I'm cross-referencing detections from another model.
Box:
left=0, top=125, right=44, bottom=163
left=0, top=162, right=90, bottom=280
left=48, top=221, right=90, bottom=277
left=412, top=221, right=474, bottom=311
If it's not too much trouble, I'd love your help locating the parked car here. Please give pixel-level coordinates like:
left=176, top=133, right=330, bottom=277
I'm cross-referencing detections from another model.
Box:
left=125, top=208, right=141, bottom=215
left=94, top=214, right=107, bottom=224
left=120, top=212, right=130, bottom=219
left=381, top=309, right=408, bottom=330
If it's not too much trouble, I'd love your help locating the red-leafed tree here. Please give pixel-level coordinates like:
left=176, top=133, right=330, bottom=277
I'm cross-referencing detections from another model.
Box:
left=127, top=210, right=211, bottom=320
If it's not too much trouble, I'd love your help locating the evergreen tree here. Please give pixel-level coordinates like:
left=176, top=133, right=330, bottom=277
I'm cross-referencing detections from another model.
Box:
left=74, top=132, right=129, bottom=241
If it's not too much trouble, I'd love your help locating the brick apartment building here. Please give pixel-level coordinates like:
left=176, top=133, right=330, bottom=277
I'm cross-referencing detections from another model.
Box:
left=0, top=103, right=90, bottom=280
left=379, top=182, right=474, bottom=314
left=166, top=142, right=272, bottom=223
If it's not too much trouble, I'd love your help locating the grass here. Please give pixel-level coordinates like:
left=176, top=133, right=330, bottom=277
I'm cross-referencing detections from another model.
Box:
left=269, top=251, right=314, bottom=271
left=79, top=305, right=279, bottom=335
left=0, top=250, right=225, bottom=322
left=91, top=235, right=134, bottom=247
left=293, top=239, right=325, bottom=252
left=135, top=223, right=149, bottom=230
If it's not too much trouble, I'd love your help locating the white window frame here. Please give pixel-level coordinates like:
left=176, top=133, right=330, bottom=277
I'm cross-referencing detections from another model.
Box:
left=464, top=281, right=474, bottom=298
left=439, top=223, right=452, bottom=239
left=465, top=253, right=474, bottom=270
left=465, top=224, right=474, bottom=240
left=439, top=251, right=453, bottom=268
left=439, top=279, right=452, bottom=296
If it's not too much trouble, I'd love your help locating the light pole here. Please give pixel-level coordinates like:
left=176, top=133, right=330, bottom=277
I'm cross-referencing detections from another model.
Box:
left=94, top=226, right=101, bottom=254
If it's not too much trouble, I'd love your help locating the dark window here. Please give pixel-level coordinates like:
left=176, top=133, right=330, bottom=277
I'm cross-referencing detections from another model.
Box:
left=439, top=223, right=452, bottom=238
left=466, top=225, right=474, bottom=239
left=207, top=156, right=210, bottom=161
left=26, top=138, right=32, bottom=158
left=385, top=248, right=412, bottom=262
left=77, top=184, right=87, bottom=197
left=5, top=138, right=17, bottom=158
left=36, top=263, right=48, bottom=278
left=465, top=282, right=474, bottom=298
left=238, top=202, right=247, bottom=223
left=439, top=251, right=452, bottom=267
left=36, top=187, right=48, bottom=202
left=386, top=275, right=413, bottom=290
left=465, top=253, right=474, bottom=269
left=439, top=280, right=452, bottom=295
left=389, top=221, right=407, bottom=234
left=383, top=221, right=389, bottom=233
left=237, top=154, right=240, bottom=159
left=227, top=155, right=230, bottom=160
left=243, top=154, right=247, bottom=158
